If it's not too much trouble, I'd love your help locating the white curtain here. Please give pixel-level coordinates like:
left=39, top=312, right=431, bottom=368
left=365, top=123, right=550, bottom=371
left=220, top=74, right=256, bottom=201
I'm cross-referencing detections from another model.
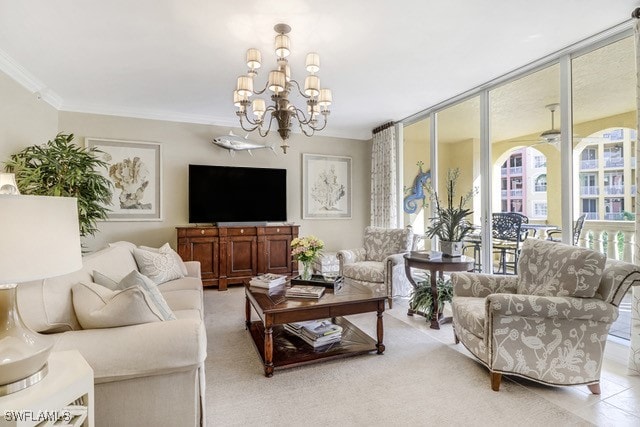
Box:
left=631, top=18, right=640, bottom=375
left=371, top=123, right=398, bottom=228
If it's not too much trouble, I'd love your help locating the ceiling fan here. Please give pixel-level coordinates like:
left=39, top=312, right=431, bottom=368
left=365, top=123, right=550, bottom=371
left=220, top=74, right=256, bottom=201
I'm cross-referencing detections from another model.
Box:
left=514, top=103, right=605, bottom=148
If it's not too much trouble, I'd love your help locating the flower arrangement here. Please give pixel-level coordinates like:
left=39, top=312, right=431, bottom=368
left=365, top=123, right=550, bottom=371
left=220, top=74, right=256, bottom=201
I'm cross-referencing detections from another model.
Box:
left=291, top=235, right=324, bottom=279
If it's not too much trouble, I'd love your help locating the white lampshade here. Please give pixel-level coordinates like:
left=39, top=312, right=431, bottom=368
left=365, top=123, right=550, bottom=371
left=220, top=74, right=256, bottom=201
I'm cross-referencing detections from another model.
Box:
left=236, top=75, right=254, bottom=97
left=246, top=48, right=261, bottom=70
left=304, top=75, right=320, bottom=97
left=305, top=52, right=320, bottom=73
left=233, top=90, right=248, bottom=108
left=0, top=173, right=20, bottom=195
left=252, top=98, right=266, bottom=118
left=275, top=34, right=290, bottom=58
left=268, top=70, right=286, bottom=93
left=0, top=195, right=81, bottom=395
left=0, top=195, right=82, bottom=284
left=318, top=88, right=332, bottom=107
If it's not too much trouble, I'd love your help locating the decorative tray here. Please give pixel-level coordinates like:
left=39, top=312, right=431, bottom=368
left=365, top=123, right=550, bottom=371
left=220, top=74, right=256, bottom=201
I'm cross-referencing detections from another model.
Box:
left=290, top=274, right=343, bottom=288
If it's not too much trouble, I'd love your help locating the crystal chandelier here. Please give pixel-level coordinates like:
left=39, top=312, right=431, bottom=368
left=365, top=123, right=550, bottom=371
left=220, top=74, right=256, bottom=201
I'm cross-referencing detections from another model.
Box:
left=233, top=23, right=332, bottom=154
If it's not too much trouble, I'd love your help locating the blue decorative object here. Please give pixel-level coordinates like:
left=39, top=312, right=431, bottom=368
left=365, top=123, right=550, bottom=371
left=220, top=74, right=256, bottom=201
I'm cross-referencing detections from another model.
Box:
left=403, top=165, right=431, bottom=214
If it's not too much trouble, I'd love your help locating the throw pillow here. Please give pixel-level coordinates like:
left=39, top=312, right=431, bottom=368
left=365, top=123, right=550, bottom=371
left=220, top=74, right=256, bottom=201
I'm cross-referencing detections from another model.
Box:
left=517, top=239, right=606, bottom=298
left=71, top=281, right=164, bottom=329
left=93, top=270, right=176, bottom=321
left=133, top=243, right=187, bottom=284
left=92, top=270, right=120, bottom=290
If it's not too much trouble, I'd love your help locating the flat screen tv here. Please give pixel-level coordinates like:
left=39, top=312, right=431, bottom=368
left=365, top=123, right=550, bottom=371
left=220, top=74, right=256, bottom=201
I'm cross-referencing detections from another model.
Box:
left=189, top=164, right=287, bottom=224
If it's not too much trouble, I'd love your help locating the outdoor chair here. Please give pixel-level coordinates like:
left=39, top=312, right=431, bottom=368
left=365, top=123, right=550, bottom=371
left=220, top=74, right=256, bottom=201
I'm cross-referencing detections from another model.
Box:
left=547, top=214, right=587, bottom=246
left=337, top=226, right=414, bottom=307
left=492, top=212, right=526, bottom=274
left=451, top=238, right=640, bottom=393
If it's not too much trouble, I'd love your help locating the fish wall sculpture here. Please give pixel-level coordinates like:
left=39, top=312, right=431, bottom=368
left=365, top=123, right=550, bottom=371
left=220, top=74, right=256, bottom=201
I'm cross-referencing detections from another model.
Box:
left=212, top=131, right=275, bottom=156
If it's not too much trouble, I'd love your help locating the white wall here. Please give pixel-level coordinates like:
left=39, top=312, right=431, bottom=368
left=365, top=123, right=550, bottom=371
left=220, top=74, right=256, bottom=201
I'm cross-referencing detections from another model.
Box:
left=58, top=111, right=371, bottom=252
left=0, top=71, right=58, bottom=162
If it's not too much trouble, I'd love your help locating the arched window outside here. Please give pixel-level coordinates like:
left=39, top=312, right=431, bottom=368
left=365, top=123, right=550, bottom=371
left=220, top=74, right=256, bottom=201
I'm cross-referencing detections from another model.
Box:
left=535, top=174, right=547, bottom=192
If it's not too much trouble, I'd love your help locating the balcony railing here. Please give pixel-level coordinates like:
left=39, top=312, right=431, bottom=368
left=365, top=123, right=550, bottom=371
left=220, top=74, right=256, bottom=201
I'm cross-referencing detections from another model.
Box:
left=501, top=190, right=507, bottom=197
left=501, top=168, right=507, bottom=176
left=509, top=189, right=523, bottom=197
left=604, top=185, right=624, bottom=195
left=580, top=186, right=599, bottom=196
left=579, top=220, right=635, bottom=262
left=534, top=185, right=547, bottom=192
left=509, top=166, right=523, bottom=175
left=580, top=159, right=598, bottom=170
left=583, top=212, right=599, bottom=220
left=604, top=158, right=624, bottom=168
left=604, top=212, right=625, bottom=221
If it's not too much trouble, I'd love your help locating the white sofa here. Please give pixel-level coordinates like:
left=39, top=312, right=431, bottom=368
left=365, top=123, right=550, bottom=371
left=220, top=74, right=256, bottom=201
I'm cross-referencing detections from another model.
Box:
left=16, top=243, right=207, bottom=427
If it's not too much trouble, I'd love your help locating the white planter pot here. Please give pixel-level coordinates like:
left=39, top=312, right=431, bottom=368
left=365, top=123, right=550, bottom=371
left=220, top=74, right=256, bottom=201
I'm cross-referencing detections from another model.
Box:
left=440, top=241, right=463, bottom=257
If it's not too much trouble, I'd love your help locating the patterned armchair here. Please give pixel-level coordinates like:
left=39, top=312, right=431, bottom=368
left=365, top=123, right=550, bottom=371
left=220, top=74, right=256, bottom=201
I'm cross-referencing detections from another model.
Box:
left=337, top=226, right=414, bottom=306
left=450, top=238, right=640, bottom=393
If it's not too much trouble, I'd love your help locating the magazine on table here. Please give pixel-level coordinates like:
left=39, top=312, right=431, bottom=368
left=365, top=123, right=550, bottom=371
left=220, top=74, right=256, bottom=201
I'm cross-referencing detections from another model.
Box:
left=285, top=285, right=325, bottom=299
left=249, top=273, right=287, bottom=289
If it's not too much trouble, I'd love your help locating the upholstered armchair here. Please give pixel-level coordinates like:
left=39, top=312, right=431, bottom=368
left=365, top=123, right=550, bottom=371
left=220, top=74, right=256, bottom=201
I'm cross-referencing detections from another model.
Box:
left=450, top=238, right=640, bottom=393
left=337, top=226, right=414, bottom=306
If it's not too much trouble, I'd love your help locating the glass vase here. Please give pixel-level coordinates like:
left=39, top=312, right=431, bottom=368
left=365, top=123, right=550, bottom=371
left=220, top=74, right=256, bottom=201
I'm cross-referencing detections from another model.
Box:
left=301, top=260, right=313, bottom=280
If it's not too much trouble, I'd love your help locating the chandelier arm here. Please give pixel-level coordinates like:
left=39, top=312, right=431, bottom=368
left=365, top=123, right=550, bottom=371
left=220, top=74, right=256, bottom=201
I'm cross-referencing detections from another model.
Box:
left=288, top=79, right=311, bottom=99
left=309, top=114, right=329, bottom=132
left=257, top=113, right=276, bottom=138
left=253, top=82, right=269, bottom=96
left=238, top=115, right=262, bottom=133
left=298, top=124, right=315, bottom=137
left=291, top=107, right=313, bottom=126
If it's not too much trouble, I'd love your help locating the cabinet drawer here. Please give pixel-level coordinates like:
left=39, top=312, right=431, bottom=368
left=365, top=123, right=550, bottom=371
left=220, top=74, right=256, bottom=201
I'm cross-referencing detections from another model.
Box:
left=263, top=226, right=293, bottom=235
left=227, top=227, right=257, bottom=236
left=178, top=227, right=219, bottom=237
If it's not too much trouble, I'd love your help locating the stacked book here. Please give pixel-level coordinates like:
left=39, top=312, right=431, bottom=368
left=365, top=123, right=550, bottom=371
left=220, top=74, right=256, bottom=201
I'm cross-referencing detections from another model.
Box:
left=284, top=285, right=325, bottom=299
left=249, top=273, right=287, bottom=289
left=284, top=319, right=343, bottom=349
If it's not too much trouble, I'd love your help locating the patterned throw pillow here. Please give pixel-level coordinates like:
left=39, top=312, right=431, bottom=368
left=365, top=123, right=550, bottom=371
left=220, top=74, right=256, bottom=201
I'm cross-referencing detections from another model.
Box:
left=72, top=281, right=165, bottom=329
left=517, top=239, right=606, bottom=298
left=133, top=243, right=187, bottom=284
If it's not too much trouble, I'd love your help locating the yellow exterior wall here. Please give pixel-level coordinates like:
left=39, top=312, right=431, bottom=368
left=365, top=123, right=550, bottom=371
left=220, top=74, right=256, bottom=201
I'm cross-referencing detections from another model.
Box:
left=402, top=119, right=430, bottom=235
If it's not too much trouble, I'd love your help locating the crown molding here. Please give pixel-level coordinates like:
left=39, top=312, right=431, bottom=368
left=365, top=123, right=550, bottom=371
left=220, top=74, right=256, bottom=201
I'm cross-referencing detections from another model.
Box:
left=60, top=102, right=370, bottom=140
left=0, top=48, right=63, bottom=109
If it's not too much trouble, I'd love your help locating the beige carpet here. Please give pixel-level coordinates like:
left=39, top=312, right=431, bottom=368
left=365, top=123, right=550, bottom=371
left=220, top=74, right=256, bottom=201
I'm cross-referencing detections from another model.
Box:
left=204, top=288, right=592, bottom=426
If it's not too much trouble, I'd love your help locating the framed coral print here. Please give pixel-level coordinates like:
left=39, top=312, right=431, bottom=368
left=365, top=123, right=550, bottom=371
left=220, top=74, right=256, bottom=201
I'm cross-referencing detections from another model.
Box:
left=85, top=138, right=162, bottom=221
left=302, top=154, right=352, bottom=219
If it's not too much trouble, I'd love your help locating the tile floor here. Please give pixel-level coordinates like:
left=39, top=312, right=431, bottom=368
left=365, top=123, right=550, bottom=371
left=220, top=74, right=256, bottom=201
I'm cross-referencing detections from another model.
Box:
left=388, top=297, right=640, bottom=426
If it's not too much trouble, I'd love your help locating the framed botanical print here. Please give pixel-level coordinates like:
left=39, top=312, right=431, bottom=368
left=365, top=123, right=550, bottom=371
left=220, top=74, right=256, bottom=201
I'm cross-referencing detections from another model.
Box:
left=302, top=154, right=352, bottom=219
left=85, top=138, right=162, bottom=221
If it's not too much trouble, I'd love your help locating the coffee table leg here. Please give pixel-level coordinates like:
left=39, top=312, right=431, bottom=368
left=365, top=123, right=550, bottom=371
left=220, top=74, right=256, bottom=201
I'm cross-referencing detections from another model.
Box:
left=245, top=295, right=251, bottom=329
left=430, top=271, right=440, bottom=330
left=264, top=323, right=274, bottom=377
left=376, top=305, right=385, bottom=354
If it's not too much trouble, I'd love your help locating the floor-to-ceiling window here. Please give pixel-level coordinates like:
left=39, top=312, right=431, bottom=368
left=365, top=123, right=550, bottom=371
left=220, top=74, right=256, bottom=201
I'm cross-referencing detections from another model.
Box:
left=572, top=35, right=636, bottom=340
left=402, top=118, right=431, bottom=239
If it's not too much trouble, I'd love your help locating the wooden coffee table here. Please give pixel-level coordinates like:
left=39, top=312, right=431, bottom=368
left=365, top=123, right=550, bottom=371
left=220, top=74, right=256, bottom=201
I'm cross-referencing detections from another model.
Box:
left=245, top=280, right=386, bottom=377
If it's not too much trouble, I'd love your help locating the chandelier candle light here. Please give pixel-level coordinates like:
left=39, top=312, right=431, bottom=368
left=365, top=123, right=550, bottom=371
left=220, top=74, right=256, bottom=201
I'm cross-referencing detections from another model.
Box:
left=234, top=23, right=332, bottom=154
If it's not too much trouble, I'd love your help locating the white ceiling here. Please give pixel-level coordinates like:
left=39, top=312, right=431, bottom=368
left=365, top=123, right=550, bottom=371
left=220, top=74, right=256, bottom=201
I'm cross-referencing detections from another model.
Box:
left=0, top=1, right=637, bottom=141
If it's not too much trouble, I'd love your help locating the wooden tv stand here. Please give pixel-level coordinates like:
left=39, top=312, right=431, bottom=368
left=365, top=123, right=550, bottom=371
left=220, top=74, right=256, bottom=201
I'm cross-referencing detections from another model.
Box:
left=176, top=225, right=299, bottom=290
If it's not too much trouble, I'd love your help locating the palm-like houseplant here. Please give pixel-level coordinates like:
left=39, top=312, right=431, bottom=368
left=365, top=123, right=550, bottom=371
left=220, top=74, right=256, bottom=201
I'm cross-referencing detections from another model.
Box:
left=425, top=168, right=476, bottom=257
left=4, top=133, right=112, bottom=239
left=409, top=275, right=453, bottom=319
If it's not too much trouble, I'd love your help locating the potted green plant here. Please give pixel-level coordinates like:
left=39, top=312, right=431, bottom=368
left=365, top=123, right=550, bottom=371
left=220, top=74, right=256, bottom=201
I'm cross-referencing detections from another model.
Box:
left=408, top=275, right=453, bottom=320
left=4, top=133, right=112, bottom=239
left=425, top=168, right=476, bottom=257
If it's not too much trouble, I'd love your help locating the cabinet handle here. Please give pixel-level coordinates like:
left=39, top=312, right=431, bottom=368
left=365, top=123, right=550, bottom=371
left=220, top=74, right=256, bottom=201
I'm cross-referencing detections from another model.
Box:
left=200, top=229, right=205, bottom=235
left=240, top=229, right=244, bottom=234
left=276, top=228, right=280, bottom=233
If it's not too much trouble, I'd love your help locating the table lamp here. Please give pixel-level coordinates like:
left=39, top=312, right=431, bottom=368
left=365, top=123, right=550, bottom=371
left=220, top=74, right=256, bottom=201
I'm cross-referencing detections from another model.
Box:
left=0, top=189, right=82, bottom=396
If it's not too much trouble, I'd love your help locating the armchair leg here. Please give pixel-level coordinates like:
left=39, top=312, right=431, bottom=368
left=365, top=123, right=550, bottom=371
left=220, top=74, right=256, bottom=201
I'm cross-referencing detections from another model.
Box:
left=587, top=383, right=601, bottom=395
left=491, top=372, right=502, bottom=392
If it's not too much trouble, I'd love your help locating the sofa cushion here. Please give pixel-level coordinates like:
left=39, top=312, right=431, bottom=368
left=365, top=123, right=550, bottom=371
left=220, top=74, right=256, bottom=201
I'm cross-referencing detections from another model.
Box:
left=162, top=290, right=203, bottom=313
left=133, top=244, right=187, bottom=284
left=72, top=281, right=165, bottom=329
left=17, top=245, right=138, bottom=333
left=158, top=277, right=202, bottom=293
left=342, top=261, right=384, bottom=283
left=517, top=239, right=606, bottom=298
left=451, top=297, right=486, bottom=339
left=363, top=226, right=413, bottom=262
